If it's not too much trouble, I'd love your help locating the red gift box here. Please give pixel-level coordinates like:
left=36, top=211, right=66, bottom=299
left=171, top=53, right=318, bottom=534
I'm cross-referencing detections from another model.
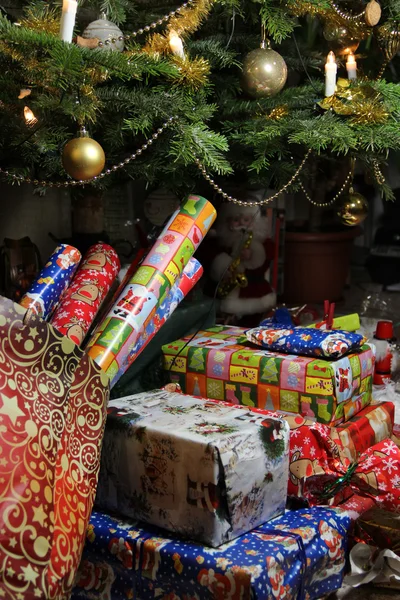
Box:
left=0, top=297, right=109, bottom=599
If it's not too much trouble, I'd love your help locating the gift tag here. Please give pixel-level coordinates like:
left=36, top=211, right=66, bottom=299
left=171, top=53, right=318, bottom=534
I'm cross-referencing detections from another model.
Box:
left=365, top=0, right=381, bottom=26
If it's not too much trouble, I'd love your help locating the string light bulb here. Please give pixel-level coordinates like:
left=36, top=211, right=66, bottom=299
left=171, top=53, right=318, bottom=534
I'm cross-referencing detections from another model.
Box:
left=169, top=30, right=185, bottom=59
left=24, top=106, right=37, bottom=126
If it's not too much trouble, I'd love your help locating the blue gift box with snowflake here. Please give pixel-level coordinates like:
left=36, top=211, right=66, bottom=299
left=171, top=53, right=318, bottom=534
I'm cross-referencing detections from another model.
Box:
left=71, top=506, right=351, bottom=600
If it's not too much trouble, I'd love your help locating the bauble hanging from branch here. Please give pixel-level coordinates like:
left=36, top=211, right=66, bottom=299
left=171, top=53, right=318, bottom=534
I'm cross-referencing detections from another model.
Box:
left=241, top=29, right=287, bottom=99
left=62, top=128, right=105, bottom=181
left=82, top=13, right=124, bottom=52
left=337, top=188, right=368, bottom=226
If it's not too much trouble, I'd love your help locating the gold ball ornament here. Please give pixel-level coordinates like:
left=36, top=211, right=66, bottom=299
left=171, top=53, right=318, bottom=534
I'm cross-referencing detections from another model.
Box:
left=337, top=190, right=368, bottom=226
left=241, top=45, right=287, bottom=98
left=62, top=131, right=106, bottom=181
left=323, top=23, right=360, bottom=55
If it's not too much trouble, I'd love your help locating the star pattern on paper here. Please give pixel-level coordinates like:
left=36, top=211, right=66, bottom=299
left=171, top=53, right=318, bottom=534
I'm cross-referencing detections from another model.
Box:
left=32, top=504, right=47, bottom=527
left=9, top=537, right=17, bottom=548
left=0, top=392, right=24, bottom=426
left=29, top=327, right=39, bottom=340
left=14, top=332, right=23, bottom=342
left=21, top=564, right=39, bottom=584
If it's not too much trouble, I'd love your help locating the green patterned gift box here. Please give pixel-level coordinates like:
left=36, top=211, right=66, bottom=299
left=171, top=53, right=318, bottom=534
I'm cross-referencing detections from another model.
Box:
left=162, top=325, right=375, bottom=426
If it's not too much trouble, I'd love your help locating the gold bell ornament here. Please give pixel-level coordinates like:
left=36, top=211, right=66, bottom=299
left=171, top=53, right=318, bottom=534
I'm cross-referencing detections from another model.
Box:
left=241, top=26, right=287, bottom=99
left=337, top=187, right=368, bottom=226
left=62, top=128, right=106, bottom=181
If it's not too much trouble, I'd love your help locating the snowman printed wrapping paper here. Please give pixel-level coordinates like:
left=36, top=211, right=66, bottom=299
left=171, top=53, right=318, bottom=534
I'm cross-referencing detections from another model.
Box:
left=50, top=243, right=120, bottom=346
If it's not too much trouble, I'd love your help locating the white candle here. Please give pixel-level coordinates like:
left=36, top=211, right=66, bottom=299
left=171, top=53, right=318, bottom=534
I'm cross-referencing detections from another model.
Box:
left=346, top=52, right=357, bottom=80
left=325, top=51, right=337, bottom=97
left=59, top=0, right=77, bottom=43
left=169, top=31, right=185, bottom=59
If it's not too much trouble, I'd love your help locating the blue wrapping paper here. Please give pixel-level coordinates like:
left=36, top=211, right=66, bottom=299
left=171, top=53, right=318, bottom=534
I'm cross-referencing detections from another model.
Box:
left=72, top=507, right=351, bottom=600
left=20, top=244, right=81, bottom=318
left=246, top=325, right=365, bottom=359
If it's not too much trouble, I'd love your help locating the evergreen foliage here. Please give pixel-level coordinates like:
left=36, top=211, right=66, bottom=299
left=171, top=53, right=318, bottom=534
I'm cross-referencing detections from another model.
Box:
left=0, top=0, right=399, bottom=199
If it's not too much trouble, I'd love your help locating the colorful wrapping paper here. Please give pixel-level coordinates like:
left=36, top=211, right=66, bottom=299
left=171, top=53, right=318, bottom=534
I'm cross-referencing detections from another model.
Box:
left=162, top=325, right=375, bottom=425
left=169, top=394, right=394, bottom=504
left=87, top=195, right=216, bottom=387
left=246, top=325, right=365, bottom=359
left=0, top=296, right=110, bottom=599
left=50, top=242, right=120, bottom=346
left=20, top=243, right=81, bottom=318
left=126, top=257, right=203, bottom=365
left=71, top=507, right=351, bottom=600
left=96, top=389, right=289, bottom=547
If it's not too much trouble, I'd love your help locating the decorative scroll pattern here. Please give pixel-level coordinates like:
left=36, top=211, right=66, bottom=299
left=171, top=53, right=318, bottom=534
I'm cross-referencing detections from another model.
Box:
left=0, top=297, right=109, bottom=599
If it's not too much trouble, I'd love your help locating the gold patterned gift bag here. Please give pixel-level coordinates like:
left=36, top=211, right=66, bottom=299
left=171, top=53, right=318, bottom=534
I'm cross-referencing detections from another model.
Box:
left=0, top=297, right=110, bottom=599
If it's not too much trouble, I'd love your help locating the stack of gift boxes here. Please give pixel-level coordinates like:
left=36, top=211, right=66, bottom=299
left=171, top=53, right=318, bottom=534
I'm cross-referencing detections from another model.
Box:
left=2, top=195, right=399, bottom=598
left=71, top=313, right=400, bottom=597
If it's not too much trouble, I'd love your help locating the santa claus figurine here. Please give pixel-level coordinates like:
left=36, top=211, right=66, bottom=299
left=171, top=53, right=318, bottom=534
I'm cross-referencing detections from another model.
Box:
left=210, top=201, right=276, bottom=321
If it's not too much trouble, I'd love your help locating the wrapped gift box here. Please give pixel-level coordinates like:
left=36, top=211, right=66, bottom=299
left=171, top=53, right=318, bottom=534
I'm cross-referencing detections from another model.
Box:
left=95, top=389, right=290, bottom=547
left=172, top=396, right=394, bottom=500
left=0, top=296, right=110, bottom=599
left=72, top=506, right=351, bottom=600
left=162, top=325, right=375, bottom=425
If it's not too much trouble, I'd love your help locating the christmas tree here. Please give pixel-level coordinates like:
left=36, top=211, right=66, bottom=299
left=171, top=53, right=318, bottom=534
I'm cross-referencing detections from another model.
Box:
left=0, top=0, right=399, bottom=210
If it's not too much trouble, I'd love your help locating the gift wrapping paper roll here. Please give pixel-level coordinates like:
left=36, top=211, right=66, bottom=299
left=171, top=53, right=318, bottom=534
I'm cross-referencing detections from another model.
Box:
left=19, top=244, right=81, bottom=319
left=50, top=242, right=120, bottom=346
left=87, top=195, right=216, bottom=385
left=117, top=257, right=203, bottom=379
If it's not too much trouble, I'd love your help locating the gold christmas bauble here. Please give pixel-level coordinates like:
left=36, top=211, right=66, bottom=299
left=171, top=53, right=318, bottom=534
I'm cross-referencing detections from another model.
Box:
left=241, top=47, right=287, bottom=98
left=337, top=191, right=368, bottom=226
left=323, top=23, right=360, bottom=55
left=62, top=135, right=106, bottom=181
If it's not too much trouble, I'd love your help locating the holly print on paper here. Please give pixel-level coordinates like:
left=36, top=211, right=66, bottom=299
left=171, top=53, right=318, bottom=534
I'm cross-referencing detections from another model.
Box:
left=190, top=421, right=239, bottom=436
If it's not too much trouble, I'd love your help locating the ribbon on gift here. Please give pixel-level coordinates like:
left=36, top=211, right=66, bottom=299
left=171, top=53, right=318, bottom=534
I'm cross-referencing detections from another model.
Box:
left=299, top=434, right=400, bottom=512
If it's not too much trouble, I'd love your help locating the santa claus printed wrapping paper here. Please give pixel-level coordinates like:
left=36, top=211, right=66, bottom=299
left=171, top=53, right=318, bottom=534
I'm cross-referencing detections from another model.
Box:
left=50, top=242, right=120, bottom=346
left=95, top=389, right=290, bottom=548
left=20, top=243, right=81, bottom=318
left=71, top=506, right=351, bottom=600
left=162, top=325, right=375, bottom=425
left=0, top=296, right=109, bottom=599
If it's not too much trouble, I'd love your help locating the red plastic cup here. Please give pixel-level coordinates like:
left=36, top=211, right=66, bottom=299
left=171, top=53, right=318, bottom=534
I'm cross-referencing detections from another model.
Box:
left=375, top=320, right=394, bottom=340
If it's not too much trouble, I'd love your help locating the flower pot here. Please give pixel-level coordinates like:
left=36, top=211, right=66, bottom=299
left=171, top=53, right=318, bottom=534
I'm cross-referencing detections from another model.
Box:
left=283, top=228, right=360, bottom=304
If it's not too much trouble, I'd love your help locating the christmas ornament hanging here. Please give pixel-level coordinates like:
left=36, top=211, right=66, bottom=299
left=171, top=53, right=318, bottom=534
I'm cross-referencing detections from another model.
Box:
left=241, top=40, right=287, bottom=98
left=62, top=128, right=105, bottom=181
left=365, top=0, right=381, bottom=27
left=337, top=188, right=368, bottom=226
left=323, top=23, right=360, bottom=55
left=82, top=13, right=124, bottom=52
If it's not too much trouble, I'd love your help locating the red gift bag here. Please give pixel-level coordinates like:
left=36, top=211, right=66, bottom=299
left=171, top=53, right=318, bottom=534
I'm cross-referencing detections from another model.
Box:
left=0, top=297, right=109, bottom=599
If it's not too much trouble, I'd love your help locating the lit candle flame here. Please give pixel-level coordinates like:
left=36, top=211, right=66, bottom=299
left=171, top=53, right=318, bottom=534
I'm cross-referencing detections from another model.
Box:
left=169, top=30, right=185, bottom=59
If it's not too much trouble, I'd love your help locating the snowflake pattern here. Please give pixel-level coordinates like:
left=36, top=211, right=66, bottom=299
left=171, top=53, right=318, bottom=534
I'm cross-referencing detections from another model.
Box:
left=382, top=458, right=398, bottom=475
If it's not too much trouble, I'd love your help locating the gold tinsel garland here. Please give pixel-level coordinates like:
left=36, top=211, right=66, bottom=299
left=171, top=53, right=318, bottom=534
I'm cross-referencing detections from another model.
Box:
left=19, top=7, right=60, bottom=36
left=318, top=78, right=389, bottom=125
left=142, top=0, right=215, bottom=55
left=170, top=55, right=210, bottom=90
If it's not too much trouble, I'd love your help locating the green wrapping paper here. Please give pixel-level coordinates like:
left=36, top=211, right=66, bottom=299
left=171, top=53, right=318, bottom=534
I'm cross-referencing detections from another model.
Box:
left=87, top=195, right=216, bottom=386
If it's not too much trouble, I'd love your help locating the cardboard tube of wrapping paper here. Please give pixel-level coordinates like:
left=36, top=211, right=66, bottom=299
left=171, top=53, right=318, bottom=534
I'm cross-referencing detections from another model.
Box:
left=19, top=244, right=81, bottom=319
left=115, top=258, right=203, bottom=382
left=50, top=243, right=120, bottom=346
left=87, top=195, right=216, bottom=384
